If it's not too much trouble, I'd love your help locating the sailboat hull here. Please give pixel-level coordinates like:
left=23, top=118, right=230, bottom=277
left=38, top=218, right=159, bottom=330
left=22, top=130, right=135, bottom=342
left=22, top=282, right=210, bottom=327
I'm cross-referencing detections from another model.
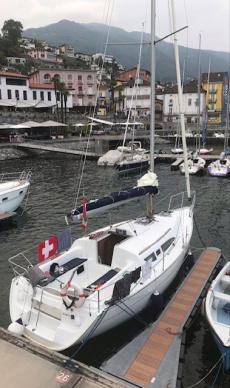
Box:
left=0, top=180, right=30, bottom=215
left=208, top=159, right=230, bottom=177
left=8, top=201, right=194, bottom=351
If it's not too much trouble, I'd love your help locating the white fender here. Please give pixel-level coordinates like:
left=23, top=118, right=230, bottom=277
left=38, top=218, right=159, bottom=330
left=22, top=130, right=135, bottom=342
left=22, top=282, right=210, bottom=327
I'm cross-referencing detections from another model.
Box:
left=8, top=318, right=24, bottom=336
left=60, top=281, right=85, bottom=309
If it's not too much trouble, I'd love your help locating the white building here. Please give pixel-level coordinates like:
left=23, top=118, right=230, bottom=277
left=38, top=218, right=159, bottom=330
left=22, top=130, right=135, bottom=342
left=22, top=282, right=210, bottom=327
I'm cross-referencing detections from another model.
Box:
left=156, top=81, right=206, bottom=123
left=114, top=79, right=151, bottom=116
left=0, top=71, right=72, bottom=110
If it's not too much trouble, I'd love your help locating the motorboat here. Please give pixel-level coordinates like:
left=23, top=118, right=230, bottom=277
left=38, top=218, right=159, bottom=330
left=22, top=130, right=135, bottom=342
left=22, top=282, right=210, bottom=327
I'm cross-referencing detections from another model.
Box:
left=180, top=152, right=205, bottom=175
left=97, top=150, right=125, bottom=166
left=213, top=133, right=225, bottom=138
left=0, top=171, right=31, bottom=215
left=115, top=152, right=149, bottom=174
left=204, top=261, right=230, bottom=370
left=208, top=152, right=230, bottom=177
left=8, top=0, right=195, bottom=352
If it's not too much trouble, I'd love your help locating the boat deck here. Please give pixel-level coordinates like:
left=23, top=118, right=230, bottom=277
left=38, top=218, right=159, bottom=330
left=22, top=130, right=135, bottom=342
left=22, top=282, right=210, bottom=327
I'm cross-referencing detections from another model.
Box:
left=102, top=247, right=222, bottom=388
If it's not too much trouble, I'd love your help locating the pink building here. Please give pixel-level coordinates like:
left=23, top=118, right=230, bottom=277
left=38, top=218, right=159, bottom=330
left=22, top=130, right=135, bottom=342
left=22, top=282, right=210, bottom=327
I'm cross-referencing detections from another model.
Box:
left=27, top=49, right=63, bottom=64
left=30, top=68, right=97, bottom=111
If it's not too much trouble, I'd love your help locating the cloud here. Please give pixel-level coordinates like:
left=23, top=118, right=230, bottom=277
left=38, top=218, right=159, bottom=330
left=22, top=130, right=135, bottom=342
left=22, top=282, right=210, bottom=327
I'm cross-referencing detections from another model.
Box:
left=0, top=0, right=229, bottom=52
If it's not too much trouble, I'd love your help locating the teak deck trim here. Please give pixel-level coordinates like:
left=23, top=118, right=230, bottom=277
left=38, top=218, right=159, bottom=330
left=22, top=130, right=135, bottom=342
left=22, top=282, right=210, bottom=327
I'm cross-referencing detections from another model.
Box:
left=124, top=248, right=221, bottom=387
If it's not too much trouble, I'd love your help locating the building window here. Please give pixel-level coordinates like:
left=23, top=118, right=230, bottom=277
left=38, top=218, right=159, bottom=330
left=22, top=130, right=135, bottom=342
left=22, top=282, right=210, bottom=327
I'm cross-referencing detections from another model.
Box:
left=48, top=91, right=51, bottom=101
left=88, top=98, right=93, bottom=105
left=78, top=98, right=83, bottom=106
left=44, top=74, right=51, bottom=83
left=57, top=92, right=60, bottom=101
left=23, top=90, right=27, bottom=100
left=188, top=98, right=192, bottom=106
left=169, top=108, right=172, bottom=114
left=0, top=89, right=1, bottom=99
left=68, top=75, right=72, bottom=84
left=7, top=90, right=12, bottom=99
left=40, top=91, right=44, bottom=101
left=33, top=91, right=37, bottom=100
left=88, top=87, right=92, bottom=94
left=15, top=90, right=19, bottom=100
left=78, top=75, right=82, bottom=84
left=87, top=75, right=92, bottom=84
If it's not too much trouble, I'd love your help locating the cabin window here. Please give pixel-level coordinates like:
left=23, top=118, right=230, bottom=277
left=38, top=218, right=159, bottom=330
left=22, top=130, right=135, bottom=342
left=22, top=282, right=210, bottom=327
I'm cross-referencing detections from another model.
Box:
left=156, top=249, right=161, bottom=256
left=145, top=252, right=157, bottom=262
left=77, top=265, right=84, bottom=275
left=2, top=197, right=8, bottom=201
left=161, top=238, right=175, bottom=252
left=19, top=190, right=23, bottom=195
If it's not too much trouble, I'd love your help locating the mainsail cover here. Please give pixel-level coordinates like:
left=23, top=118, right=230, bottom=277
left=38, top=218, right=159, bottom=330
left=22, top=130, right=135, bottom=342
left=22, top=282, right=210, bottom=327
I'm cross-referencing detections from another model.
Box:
left=67, top=184, right=158, bottom=221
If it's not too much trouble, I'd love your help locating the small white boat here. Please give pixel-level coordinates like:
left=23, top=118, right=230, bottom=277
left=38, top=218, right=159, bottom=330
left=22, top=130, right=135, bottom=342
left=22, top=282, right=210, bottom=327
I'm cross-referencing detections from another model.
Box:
left=0, top=171, right=31, bottom=215
left=97, top=150, right=125, bottom=166
left=205, top=261, right=230, bottom=370
left=198, top=148, right=213, bottom=156
left=208, top=152, right=230, bottom=177
left=213, top=133, right=225, bottom=138
left=180, top=152, right=205, bottom=175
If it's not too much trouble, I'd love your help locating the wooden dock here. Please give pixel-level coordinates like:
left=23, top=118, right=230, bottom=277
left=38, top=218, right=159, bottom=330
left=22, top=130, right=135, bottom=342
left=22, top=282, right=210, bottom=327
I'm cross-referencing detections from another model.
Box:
left=102, top=247, right=222, bottom=388
left=124, top=248, right=221, bottom=387
left=17, top=142, right=100, bottom=159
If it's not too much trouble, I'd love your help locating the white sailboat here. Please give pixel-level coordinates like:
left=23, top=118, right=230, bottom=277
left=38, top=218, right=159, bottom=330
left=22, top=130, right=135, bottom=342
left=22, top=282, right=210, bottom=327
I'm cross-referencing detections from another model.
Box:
left=0, top=171, right=31, bottom=215
left=204, top=261, right=230, bottom=370
left=8, top=0, right=195, bottom=352
left=208, top=73, right=230, bottom=177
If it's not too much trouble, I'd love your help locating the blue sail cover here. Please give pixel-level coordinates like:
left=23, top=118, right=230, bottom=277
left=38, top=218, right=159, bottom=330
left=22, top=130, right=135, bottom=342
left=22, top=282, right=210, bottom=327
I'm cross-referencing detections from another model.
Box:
left=202, top=105, right=208, bottom=144
left=221, top=72, right=229, bottom=127
left=67, top=185, right=158, bottom=220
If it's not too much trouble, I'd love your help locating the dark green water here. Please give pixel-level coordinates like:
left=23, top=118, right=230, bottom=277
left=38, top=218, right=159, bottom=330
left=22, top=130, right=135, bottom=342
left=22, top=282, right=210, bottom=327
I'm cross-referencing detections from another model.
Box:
left=0, top=149, right=229, bottom=387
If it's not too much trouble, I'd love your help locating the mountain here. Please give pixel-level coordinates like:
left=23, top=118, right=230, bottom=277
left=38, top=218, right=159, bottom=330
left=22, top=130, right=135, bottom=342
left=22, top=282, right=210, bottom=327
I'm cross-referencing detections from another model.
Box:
left=23, top=20, right=229, bottom=82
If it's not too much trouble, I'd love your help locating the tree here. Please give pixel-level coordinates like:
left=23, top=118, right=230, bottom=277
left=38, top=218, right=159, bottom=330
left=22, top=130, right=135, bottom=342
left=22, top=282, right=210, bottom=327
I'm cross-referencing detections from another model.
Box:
left=51, top=75, right=60, bottom=121
left=2, top=19, right=23, bottom=45
left=108, top=79, right=117, bottom=111
left=63, top=89, right=70, bottom=124
left=57, top=81, right=67, bottom=123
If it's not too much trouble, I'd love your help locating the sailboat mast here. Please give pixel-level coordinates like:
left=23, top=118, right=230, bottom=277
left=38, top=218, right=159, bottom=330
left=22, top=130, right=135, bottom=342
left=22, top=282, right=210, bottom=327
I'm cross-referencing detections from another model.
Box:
left=170, top=0, right=191, bottom=199
left=150, top=0, right=156, bottom=172
left=197, top=34, right=201, bottom=150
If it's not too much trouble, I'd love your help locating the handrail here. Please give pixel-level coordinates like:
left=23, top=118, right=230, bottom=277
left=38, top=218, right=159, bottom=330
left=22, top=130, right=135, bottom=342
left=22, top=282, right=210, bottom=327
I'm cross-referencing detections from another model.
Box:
left=0, top=171, right=32, bottom=183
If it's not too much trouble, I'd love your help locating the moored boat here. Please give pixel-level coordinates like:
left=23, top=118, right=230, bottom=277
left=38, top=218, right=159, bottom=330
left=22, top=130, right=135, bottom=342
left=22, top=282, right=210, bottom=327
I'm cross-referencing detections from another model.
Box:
left=205, top=261, right=230, bottom=370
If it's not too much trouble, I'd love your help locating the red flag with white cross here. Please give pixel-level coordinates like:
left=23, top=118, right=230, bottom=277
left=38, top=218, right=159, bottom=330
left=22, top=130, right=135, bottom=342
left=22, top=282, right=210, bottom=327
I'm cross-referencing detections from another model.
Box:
left=38, top=236, right=58, bottom=262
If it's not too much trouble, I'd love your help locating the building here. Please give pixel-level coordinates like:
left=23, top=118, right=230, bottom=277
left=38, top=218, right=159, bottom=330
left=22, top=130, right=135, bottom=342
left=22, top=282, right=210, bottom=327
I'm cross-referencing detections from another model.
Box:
left=92, top=53, right=115, bottom=65
left=116, top=67, right=151, bottom=83
left=59, top=44, right=75, bottom=58
left=27, top=49, right=63, bottom=64
left=156, top=80, right=206, bottom=123
left=97, top=85, right=110, bottom=116
left=0, top=71, right=72, bottom=111
left=202, top=72, right=228, bottom=125
left=75, top=53, right=92, bottom=65
left=114, top=78, right=151, bottom=117
left=6, top=57, right=26, bottom=66
left=29, top=68, right=97, bottom=112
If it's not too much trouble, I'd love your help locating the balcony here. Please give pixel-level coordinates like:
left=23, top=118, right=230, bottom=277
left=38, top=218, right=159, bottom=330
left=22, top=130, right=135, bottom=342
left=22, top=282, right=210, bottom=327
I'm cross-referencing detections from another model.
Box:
left=169, top=103, right=173, bottom=107
left=209, top=89, right=217, bottom=94
left=209, top=98, right=216, bottom=103
left=44, top=80, right=51, bottom=84
left=77, top=91, right=85, bottom=95
left=87, top=80, right=94, bottom=85
left=78, top=80, right=83, bottom=85
left=87, top=92, right=95, bottom=96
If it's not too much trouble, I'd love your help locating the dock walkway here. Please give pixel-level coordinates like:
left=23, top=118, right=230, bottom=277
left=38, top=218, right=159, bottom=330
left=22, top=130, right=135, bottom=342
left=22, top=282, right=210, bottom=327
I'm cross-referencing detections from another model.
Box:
left=102, top=247, right=222, bottom=388
left=17, top=142, right=100, bottom=158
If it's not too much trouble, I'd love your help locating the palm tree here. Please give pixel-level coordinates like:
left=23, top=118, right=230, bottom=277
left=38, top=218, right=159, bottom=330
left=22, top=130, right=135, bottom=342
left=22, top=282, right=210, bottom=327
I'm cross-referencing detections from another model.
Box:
left=51, top=75, right=60, bottom=121
left=63, top=89, right=70, bottom=124
left=57, top=82, right=66, bottom=123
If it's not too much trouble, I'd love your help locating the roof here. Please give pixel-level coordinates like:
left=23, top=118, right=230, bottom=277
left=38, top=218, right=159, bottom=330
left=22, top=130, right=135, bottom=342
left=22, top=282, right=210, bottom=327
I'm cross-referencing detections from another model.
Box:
left=156, top=82, right=206, bottom=95
left=29, top=83, right=54, bottom=89
left=117, top=79, right=151, bottom=88
left=0, top=71, right=29, bottom=79
left=202, top=72, right=228, bottom=83
left=119, top=67, right=151, bottom=75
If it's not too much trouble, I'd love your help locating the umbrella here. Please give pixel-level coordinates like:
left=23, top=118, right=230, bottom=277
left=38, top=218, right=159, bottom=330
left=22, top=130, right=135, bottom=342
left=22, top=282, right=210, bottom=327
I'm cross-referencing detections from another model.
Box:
left=72, top=123, right=84, bottom=127
left=9, top=124, right=31, bottom=129
left=21, top=121, right=42, bottom=128
left=40, top=120, right=67, bottom=127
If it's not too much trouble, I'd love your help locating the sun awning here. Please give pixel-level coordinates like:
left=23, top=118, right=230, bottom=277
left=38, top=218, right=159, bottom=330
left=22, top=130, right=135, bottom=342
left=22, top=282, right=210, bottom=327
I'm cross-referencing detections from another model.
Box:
left=87, top=117, right=114, bottom=125
left=40, top=120, right=67, bottom=127
left=20, top=121, right=42, bottom=127
left=0, top=99, right=17, bottom=107
left=9, top=124, right=31, bottom=129
left=35, top=101, right=56, bottom=109
left=72, top=123, right=84, bottom=127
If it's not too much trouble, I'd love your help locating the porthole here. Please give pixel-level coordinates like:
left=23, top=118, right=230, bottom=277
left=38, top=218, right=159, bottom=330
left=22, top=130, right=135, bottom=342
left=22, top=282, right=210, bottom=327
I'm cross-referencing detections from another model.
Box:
left=77, top=265, right=84, bottom=275
left=19, top=190, right=24, bottom=195
left=2, top=197, right=8, bottom=201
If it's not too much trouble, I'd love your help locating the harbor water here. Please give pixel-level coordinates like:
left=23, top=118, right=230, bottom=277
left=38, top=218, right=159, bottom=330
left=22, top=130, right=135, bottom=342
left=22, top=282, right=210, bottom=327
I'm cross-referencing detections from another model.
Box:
left=0, top=145, right=229, bottom=388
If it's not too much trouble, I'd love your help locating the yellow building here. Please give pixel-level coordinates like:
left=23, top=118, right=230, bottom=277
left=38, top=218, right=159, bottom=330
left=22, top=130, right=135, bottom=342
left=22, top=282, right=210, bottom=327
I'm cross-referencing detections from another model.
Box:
left=202, top=72, right=228, bottom=125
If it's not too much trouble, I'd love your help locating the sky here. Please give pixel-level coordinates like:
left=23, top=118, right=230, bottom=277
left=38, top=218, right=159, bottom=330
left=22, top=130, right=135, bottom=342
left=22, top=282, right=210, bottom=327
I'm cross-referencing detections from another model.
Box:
left=1, top=0, right=230, bottom=53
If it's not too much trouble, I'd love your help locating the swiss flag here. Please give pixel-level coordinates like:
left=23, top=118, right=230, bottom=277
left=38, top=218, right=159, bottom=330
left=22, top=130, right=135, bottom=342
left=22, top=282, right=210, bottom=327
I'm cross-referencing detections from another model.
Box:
left=38, top=236, right=58, bottom=262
